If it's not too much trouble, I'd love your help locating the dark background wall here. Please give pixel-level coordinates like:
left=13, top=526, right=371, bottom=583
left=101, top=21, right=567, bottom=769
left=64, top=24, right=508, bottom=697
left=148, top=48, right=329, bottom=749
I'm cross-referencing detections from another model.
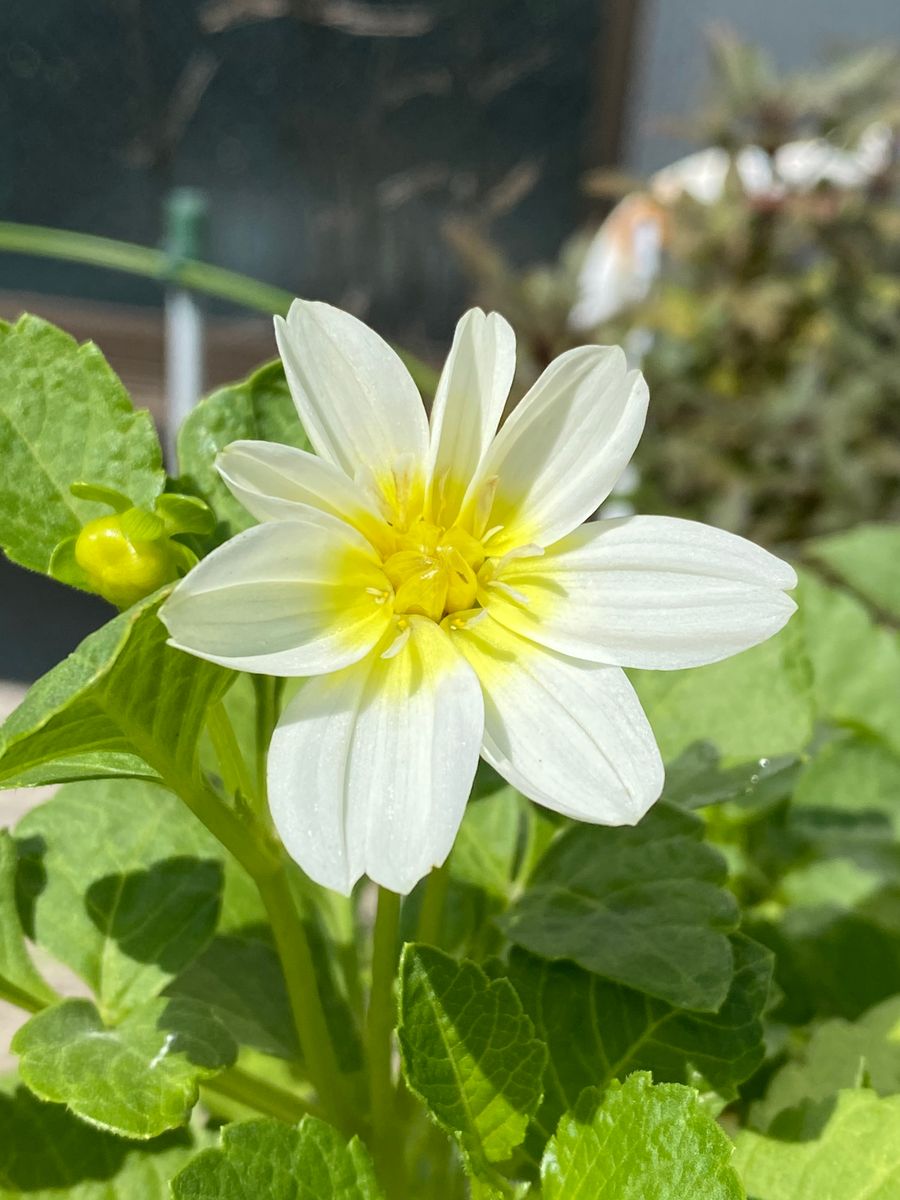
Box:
left=1, top=0, right=614, bottom=342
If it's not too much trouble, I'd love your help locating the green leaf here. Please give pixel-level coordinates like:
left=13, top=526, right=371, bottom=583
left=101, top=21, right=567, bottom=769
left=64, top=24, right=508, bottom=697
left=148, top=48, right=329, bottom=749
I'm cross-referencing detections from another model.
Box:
left=156, top=493, right=216, bottom=536
left=502, top=803, right=739, bottom=1012
left=662, top=742, right=799, bottom=811
left=541, top=1073, right=744, bottom=1199
left=13, top=996, right=236, bottom=1139
left=15, top=779, right=225, bottom=1017
left=745, top=737, right=900, bottom=1024
left=0, top=590, right=231, bottom=787
left=70, top=481, right=132, bottom=512
left=170, top=1115, right=383, bottom=1199
left=0, top=829, right=56, bottom=1010
left=450, top=784, right=523, bottom=898
left=808, top=523, right=900, bottom=620
left=750, top=860, right=900, bottom=1024
left=798, top=571, right=900, bottom=756
left=48, top=533, right=89, bottom=589
left=0, top=1075, right=205, bottom=1198
left=0, top=314, right=164, bottom=575
left=166, top=933, right=298, bottom=1060
left=398, top=944, right=547, bottom=1170
left=793, top=735, right=900, bottom=835
left=509, top=935, right=771, bottom=1154
left=631, top=621, right=814, bottom=767
left=752, top=995, right=900, bottom=1133
left=734, top=1090, right=900, bottom=1199
left=176, top=360, right=310, bottom=546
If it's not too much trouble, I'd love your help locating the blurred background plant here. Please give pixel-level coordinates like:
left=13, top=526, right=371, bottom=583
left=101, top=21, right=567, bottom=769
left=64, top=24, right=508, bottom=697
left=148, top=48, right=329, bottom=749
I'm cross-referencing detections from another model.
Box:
left=451, top=32, right=900, bottom=546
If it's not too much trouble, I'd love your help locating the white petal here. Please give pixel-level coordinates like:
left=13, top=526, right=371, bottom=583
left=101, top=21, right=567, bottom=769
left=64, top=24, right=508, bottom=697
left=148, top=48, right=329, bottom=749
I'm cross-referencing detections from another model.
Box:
left=449, top=614, right=663, bottom=824
left=650, top=148, right=730, bottom=205
left=160, top=512, right=392, bottom=675
left=274, top=299, right=429, bottom=495
left=427, top=309, right=515, bottom=526
left=484, top=515, right=798, bottom=670
left=268, top=617, right=484, bottom=895
left=217, top=440, right=392, bottom=552
left=462, top=345, right=648, bottom=552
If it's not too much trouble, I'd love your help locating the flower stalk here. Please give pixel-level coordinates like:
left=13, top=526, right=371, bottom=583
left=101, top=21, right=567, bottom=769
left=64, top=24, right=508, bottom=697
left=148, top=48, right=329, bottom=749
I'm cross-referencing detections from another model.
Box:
left=256, top=863, right=356, bottom=1133
left=367, top=886, right=404, bottom=1194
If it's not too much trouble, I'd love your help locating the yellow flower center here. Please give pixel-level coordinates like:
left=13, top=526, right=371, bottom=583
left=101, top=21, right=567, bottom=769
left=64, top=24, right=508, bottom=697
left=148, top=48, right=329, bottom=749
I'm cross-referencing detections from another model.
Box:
left=381, top=520, right=486, bottom=623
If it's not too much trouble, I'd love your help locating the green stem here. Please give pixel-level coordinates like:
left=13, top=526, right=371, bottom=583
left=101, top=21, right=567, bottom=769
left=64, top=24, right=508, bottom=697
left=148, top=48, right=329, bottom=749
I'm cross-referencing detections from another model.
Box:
left=202, top=1065, right=315, bottom=1125
left=164, top=764, right=352, bottom=1131
left=256, top=865, right=354, bottom=1133
left=0, top=221, right=294, bottom=314
left=252, top=675, right=280, bottom=805
left=416, top=861, right=450, bottom=946
left=0, top=979, right=53, bottom=1015
left=0, top=221, right=440, bottom=396
left=207, top=701, right=257, bottom=805
left=165, top=769, right=277, bottom=879
left=367, top=886, right=404, bottom=1195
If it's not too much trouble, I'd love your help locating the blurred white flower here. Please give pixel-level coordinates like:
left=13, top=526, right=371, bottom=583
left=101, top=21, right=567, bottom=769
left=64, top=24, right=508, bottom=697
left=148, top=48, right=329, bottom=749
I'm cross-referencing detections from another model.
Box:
left=570, top=123, right=894, bottom=331
left=569, top=194, right=665, bottom=329
left=161, top=302, right=797, bottom=895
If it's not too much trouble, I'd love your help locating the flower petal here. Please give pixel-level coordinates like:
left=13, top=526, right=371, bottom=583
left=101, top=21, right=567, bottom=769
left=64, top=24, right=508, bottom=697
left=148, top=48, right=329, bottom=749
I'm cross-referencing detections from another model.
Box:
left=484, top=515, right=798, bottom=670
left=217, top=440, right=392, bottom=552
left=160, top=512, right=392, bottom=675
left=462, top=345, right=648, bottom=551
left=274, top=300, right=429, bottom=500
left=448, top=613, right=663, bottom=824
left=268, top=617, right=483, bottom=895
left=427, top=308, right=515, bottom=527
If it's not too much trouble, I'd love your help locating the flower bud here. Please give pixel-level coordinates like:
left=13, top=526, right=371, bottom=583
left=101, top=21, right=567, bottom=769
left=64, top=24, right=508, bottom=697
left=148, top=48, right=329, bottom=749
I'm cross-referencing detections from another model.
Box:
left=74, top=514, right=179, bottom=608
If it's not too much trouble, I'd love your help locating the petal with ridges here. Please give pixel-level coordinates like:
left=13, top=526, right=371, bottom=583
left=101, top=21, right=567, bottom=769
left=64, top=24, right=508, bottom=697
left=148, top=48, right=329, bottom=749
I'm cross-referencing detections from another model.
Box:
left=448, top=613, right=663, bottom=824
left=217, top=440, right=393, bottom=553
left=485, top=515, right=797, bottom=670
left=274, top=300, right=428, bottom=505
left=160, top=513, right=392, bottom=675
left=461, top=345, right=647, bottom=552
left=427, top=308, right=516, bottom=527
left=268, top=617, right=483, bottom=895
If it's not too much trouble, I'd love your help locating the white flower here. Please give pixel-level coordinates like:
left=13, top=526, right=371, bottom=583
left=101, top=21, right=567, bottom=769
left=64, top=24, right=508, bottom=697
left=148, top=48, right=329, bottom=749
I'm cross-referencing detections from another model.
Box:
left=569, top=195, right=665, bottom=331
left=161, top=302, right=797, bottom=895
left=571, top=124, right=893, bottom=331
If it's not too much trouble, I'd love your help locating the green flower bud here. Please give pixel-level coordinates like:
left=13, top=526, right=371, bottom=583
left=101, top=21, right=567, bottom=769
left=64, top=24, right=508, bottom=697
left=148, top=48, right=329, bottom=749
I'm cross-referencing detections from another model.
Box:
left=74, top=514, right=179, bottom=608
left=49, top=483, right=210, bottom=608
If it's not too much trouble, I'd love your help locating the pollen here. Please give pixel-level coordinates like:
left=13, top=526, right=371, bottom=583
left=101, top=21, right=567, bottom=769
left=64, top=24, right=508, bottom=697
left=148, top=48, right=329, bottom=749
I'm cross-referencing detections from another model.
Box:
left=381, top=520, right=486, bottom=623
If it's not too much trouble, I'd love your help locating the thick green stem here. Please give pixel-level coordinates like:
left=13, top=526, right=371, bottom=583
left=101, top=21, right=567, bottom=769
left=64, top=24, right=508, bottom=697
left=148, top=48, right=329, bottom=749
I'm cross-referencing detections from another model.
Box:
left=257, top=866, right=354, bottom=1133
left=165, top=769, right=277, bottom=879
left=416, top=861, right=450, bottom=946
left=202, top=1065, right=315, bottom=1124
left=207, top=701, right=257, bottom=805
left=367, top=886, right=404, bottom=1195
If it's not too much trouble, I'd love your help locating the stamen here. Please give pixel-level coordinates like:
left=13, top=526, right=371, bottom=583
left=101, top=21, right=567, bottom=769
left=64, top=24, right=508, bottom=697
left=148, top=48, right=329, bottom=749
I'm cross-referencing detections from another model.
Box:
left=489, top=579, right=529, bottom=605
left=445, top=608, right=488, bottom=633
left=366, top=587, right=390, bottom=605
left=381, top=622, right=412, bottom=659
left=473, top=476, right=499, bottom=538
left=494, top=543, right=544, bottom=572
